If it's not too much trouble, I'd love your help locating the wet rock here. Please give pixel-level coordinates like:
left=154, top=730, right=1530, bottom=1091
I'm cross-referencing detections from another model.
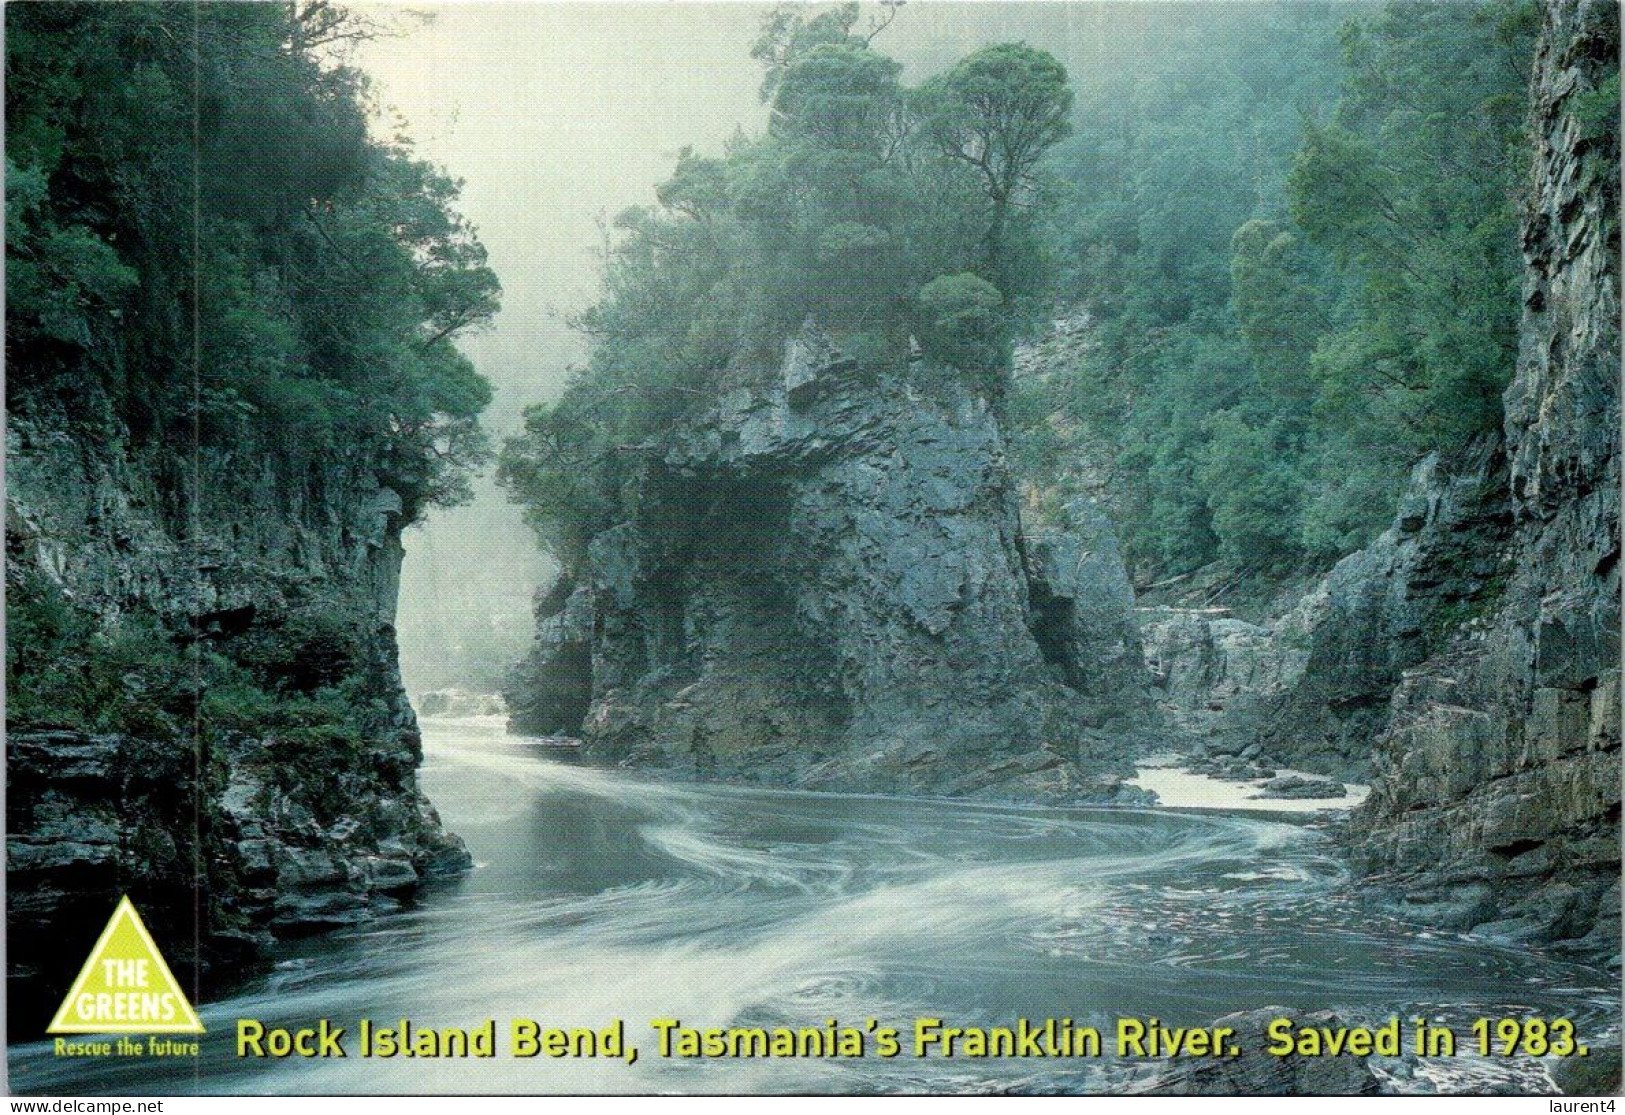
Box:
left=276, top=847, right=347, bottom=889
left=5, top=837, right=120, bottom=877
left=1139, top=608, right=1298, bottom=757
left=1023, top=498, right=1157, bottom=729
left=360, top=855, right=419, bottom=893
left=7, top=732, right=122, bottom=783
left=271, top=891, right=371, bottom=935
left=7, top=402, right=471, bottom=1034
left=513, top=323, right=1155, bottom=802
left=1342, top=0, right=1621, bottom=957
left=1258, top=445, right=1513, bottom=783
left=236, top=839, right=276, bottom=879
left=1188, top=755, right=1277, bottom=782
left=1256, top=775, right=1347, bottom=800
left=504, top=575, right=594, bottom=736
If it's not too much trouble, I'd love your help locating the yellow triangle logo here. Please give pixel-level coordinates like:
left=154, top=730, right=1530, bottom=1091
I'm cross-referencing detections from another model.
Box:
left=46, top=896, right=205, bottom=1034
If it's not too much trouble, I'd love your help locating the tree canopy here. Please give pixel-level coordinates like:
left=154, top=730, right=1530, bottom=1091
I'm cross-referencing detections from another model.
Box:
left=500, top=10, right=1074, bottom=567
left=1011, top=0, right=1547, bottom=584
left=6, top=1, right=500, bottom=520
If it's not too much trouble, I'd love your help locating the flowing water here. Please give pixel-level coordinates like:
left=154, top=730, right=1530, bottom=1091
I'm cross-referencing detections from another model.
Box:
left=11, top=716, right=1618, bottom=1095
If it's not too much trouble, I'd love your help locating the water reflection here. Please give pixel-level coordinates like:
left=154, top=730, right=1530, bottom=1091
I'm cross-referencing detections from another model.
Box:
left=10, top=717, right=1617, bottom=1095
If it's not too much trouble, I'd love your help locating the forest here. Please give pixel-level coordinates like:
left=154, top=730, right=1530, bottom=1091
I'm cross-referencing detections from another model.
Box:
left=7, top=1, right=499, bottom=518
left=5, top=1, right=499, bottom=734
left=4, top=1, right=1618, bottom=1094
left=500, top=0, right=1605, bottom=597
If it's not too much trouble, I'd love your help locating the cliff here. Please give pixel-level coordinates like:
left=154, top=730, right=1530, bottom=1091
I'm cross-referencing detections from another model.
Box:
left=6, top=415, right=470, bottom=1036
left=1140, top=445, right=1516, bottom=780
left=1346, top=0, right=1620, bottom=953
left=3, top=1, right=505, bottom=1039
left=507, top=329, right=1157, bottom=803
left=1144, top=0, right=1619, bottom=952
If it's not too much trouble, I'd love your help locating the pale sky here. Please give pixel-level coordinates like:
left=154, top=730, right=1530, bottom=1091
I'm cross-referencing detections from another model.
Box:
left=357, top=3, right=773, bottom=692
left=351, top=1, right=1208, bottom=692
left=356, top=3, right=777, bottom=425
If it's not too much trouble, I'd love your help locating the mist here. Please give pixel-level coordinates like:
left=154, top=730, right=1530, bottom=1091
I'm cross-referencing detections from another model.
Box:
left=353, top=1, right=1325, bottom=696
left=357, top=3, right=772, bottom=695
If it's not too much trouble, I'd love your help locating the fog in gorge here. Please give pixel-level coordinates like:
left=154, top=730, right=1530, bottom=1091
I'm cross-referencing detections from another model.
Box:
left=357, top=1, right=1253, bottom=698
left=354, top=5, right=755, bottom=694
left=8, top=2, right=1615, bottom=1094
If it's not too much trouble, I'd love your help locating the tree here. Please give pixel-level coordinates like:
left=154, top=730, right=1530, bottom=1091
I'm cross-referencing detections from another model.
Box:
left=918, top=272, right=1005, bottom=394
left=1286, top=0, right=1535, bottom=453
left=1229, top=218, right=1322, bottom=412
left=919, top=43, right=1073, bottom=264
left=1015, top=0, right=1544, bottom=585
left=750, top=1, right=903, bottom=101
left=770, top=42, right=905, bottom=156
left=500, top=16, right=1070, bottom=565
left=6, top=1, right=500, bottom=520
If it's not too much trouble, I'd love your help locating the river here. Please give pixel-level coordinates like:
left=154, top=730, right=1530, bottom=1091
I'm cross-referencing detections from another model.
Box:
left=10, top=715, right=1618, bottom=1094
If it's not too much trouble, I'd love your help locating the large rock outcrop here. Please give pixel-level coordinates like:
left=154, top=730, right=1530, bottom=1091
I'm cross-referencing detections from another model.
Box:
left=505, top=572, right=594, bottom=737
left=511, top=330, right=1156, bottom=802
left=1139, top=606, right=1303, bottom=757
left=1023, top=496, right=1152, bottom=730
left=6, top=419, right=470, bottom=1037
left=1256, top=446, right=1516, bottom=781
left=1347, top=0, right=1620, bottom=954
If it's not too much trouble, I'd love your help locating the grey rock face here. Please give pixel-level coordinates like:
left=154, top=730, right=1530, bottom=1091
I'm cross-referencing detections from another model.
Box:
left=518, top=328, right=1156, bottom=802
left=1141, top=444, right=1514, bottom=784
left=1255, top=447, right=1515, bottom=780
left=1008, top=311, right=1124, bottom=520
left=1551, top=1043, right=1623, bottom=1096
left=1341, top=0, right=1620, bottom=955
left=1130, top=0, right=1619, bottom=957
left=5, top=418, right=469, bottom=1033
left=1139, top=606, right=1304, bottom=757
left=504, top=574, right=594, bottom=736
left=1025, top=497, right=1155, bottom=728
left=1188, top=754, right=1278, bottom=781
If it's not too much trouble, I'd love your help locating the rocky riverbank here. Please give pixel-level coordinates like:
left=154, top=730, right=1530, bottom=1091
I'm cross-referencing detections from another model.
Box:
left=497, top=0, right=1618, bottom=964
left=1347, top=0, right=1620, bottom=957
left=1127, top=0, right=1620, bottom=960
left=6, top=421, right=470, bottom=1037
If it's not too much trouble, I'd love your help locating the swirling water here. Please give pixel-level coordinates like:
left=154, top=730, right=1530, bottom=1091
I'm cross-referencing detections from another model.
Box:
left=11, top=717, right=1617, bottom=1095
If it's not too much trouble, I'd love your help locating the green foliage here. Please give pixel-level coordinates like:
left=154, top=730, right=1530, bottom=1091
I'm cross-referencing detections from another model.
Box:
left=6, top=2, right=499, bottom=520
left=7, top=569, right=384, bottom=783
left=5, top=569, right=175, bottom=734
left=4, top=4, right=489, bottom=789
left=1573, top=69, right=1621, bottom=146
left=5, top=158, right=139, bottom=348
left=500, top=11, right=1073, bottom=565
left=751, top=1, right=872, bottom=101
left=1288, top=0, right=1533, bottom=455
left=1229, top=219, right=1322, bottom=408
left=231, top=609, right=365, bottom=694
left=1020, top=0, right=1540, bottom=585
left=918, top=43, right=1073, bottom=278
left=772, top=42, right=904, bottom=153
left=1194, top=413, right=1306, bottom=575
left=918, top=272, right=1006, bottom=386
